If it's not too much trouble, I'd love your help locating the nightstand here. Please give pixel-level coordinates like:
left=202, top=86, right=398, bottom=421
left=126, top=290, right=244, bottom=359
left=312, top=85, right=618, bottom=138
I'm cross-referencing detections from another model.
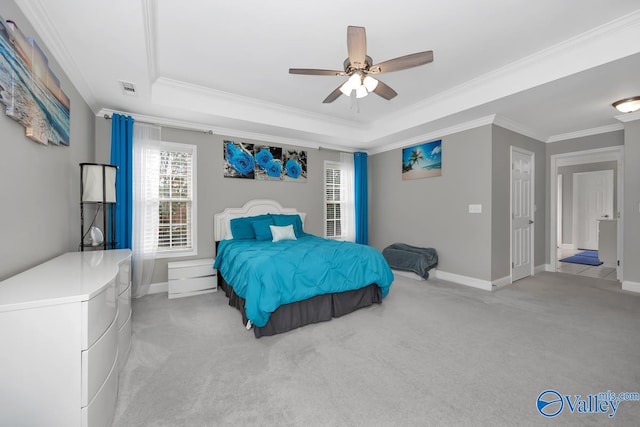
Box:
left=167, top=258, right=217, bottom=299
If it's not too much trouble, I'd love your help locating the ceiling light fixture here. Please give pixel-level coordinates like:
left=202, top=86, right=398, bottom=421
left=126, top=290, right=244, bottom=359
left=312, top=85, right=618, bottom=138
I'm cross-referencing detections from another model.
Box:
left=339, top=72, right=379, bottom=99
left=612, top=96, right=640, bottom=113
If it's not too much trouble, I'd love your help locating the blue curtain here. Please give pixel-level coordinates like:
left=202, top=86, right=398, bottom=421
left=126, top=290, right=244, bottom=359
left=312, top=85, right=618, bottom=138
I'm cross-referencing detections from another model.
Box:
left=354, top=152, right=368, bottom=245
left=110, top=114, right=134, bottom=249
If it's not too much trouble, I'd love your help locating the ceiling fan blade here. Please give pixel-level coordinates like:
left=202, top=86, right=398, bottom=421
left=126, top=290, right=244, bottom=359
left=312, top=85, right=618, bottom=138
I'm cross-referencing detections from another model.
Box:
left=289, top=68, right=346, bottom=76
left=372, top=80, right=398, bottom=100
left=347, top=26, right=367, bottom=69
left=323, top=85, right=344, bottom=103
left=370, top=51, right=434, bottom=74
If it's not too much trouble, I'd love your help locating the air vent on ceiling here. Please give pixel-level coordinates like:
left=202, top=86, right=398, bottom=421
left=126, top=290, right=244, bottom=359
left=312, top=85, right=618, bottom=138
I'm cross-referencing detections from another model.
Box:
left=119, top=80, right=137, bottom=96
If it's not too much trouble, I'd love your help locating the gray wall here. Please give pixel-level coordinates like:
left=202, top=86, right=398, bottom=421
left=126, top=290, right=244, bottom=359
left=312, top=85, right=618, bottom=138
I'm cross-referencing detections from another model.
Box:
left=491, top=125, right=546, bottom=280
left=95, top=119, right=341, bottom=284
left=0, top=1, right=95, bottom=281
left=369, top=125, right=493, bottom=281
left=558, top=161, right=617, bottom=245
left=544, top=130, right=624, bottom=264
left=623, top=120, right=640, bottom=283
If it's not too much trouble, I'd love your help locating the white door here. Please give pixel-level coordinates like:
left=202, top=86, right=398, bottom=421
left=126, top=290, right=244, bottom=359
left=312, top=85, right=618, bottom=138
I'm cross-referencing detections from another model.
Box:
left=573, top=170, right=613, bottom=250
left=511, top=147, right=534, bottom=282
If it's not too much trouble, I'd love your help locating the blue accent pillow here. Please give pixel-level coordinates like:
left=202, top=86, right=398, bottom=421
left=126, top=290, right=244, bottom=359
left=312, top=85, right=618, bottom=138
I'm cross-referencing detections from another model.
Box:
left=252, top=218, right=275, bottom=241
left=271, top=214, right=304, bottom=237
left=230, top=214, right=272, bottom=239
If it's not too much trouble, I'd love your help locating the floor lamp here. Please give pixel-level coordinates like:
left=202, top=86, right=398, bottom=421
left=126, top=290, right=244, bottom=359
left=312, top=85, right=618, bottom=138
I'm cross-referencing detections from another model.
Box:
left=80, top=163, right=117, bottom=250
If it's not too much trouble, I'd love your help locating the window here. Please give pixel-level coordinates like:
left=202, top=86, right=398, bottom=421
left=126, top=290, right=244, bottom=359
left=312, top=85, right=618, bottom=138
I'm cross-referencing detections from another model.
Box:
left=325, top=162, right=343, bottom=239
left=156, top=142, right=197, bottom=257
left=325, top=157, right=355, bottom=241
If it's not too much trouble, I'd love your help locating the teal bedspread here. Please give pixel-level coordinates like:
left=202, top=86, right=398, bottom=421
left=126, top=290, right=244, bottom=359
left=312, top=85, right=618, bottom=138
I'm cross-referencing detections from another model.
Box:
left=214, top=235, right=393, bottom=327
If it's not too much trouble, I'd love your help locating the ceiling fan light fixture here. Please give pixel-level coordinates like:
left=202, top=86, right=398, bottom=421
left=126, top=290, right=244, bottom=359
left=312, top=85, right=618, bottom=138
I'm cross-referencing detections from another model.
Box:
left=340, top=73, right=364, bottom=97
left=612, top=96, right=640, bottom=113
left=363, top=75, right=378, bottom=92
left=355, top=85, right=368, bottom=98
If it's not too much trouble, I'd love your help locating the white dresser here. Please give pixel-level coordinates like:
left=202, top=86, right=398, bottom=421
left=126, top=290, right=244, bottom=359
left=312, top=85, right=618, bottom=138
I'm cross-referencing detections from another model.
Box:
left=0, top=249, right=132, bottom=427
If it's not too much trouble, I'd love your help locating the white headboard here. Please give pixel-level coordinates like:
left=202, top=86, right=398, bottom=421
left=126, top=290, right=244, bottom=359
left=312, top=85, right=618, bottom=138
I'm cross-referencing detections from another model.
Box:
left=214, top=199, right=307, bottom=241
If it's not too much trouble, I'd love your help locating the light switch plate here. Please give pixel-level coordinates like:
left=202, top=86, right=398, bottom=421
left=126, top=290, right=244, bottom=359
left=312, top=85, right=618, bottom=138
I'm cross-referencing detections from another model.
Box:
left=469, top=204, right=482, bottom=214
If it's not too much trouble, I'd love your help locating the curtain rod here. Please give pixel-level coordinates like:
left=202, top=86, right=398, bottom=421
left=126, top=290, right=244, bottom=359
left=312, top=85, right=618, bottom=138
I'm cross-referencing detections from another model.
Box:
left=103, top=114, right=214, bottom=135
left=103, top=113, right=353, bottom=153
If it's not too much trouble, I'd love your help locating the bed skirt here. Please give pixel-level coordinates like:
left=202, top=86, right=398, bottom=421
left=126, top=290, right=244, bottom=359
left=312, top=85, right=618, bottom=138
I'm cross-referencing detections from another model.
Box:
left=218, top=274, right=382, bottom=338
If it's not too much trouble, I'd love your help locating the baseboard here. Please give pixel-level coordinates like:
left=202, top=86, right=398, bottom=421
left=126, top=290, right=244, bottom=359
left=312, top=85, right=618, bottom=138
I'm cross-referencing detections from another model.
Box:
left=561, top=244, right=575, bottom=250
left=544, top=264, right=555, bottom=272
left=392, top=269, right=425, bottom=281
left=622, top=281, right=640, bottom=294
left=492, top=275, right=512, bottom=289
left=535, top=264, right=547, bottom=274
left=433, top=270, right=492, bottom=291
left=148, top=281, right=168, bottom=295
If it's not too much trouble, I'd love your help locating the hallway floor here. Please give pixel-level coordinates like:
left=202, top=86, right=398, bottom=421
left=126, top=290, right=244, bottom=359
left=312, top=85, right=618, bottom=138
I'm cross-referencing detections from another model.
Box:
left=557, top=248, right=617, bottom=281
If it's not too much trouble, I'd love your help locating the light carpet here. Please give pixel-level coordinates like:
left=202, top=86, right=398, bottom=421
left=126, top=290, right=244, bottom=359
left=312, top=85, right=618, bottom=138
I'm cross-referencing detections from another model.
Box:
left=113, top=272, right=640, bottom=426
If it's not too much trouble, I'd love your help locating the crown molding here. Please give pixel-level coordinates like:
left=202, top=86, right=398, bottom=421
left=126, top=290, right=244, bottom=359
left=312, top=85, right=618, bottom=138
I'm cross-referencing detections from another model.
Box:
left=14, top=0, right=99, bottom=112
left=97, top=108, right=350, bottom=152
left=367, top=115, right=496, bottom=155
left=492, top=115, right=547, bottom=142
left=16, top=3, right=640, bottom=154
left=546, top=123, right=625, bottom=143
left=615, top=109, right=640, bottom=123
left=152, top=77, right=368, bottom=142
left=141, top=0, right=158, bottom=82
left=367, top=9, right=640, bottom=142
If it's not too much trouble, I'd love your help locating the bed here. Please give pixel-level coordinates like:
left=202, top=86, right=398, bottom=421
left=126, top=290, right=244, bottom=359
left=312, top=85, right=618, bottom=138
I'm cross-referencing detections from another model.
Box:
left=213, top=199, right=394, bottom=337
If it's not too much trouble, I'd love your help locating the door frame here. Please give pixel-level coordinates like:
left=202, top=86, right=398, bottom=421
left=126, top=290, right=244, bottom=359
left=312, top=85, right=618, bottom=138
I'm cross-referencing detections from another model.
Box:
left=549, top=146, right=624, bottom=280
left=510, top=146, right=535, bottom=282
left=557, top=174, right=563, bottom=248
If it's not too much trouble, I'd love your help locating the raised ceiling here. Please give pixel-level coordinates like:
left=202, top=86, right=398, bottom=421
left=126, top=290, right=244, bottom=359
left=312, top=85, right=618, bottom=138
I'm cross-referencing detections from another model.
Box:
left=14, top=0, right=640, bottom=152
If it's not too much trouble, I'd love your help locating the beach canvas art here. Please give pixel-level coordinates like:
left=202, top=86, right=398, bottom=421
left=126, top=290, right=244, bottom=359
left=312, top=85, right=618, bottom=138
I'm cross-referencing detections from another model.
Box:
left=0, top=16, right=70, bottom=146
left=402, top=140, right=442, bottom=180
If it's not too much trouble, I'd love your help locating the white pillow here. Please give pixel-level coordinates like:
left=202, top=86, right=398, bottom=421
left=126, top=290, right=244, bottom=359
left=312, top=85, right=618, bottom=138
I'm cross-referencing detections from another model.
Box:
left=270, top=224, right=297, bottom=242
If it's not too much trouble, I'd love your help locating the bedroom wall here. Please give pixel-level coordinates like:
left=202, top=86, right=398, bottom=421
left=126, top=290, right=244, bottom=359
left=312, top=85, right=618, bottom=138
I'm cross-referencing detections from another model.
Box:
left=369, top=125, right=493, bottom=281
left=623, top=120, right=640, bottom=285
left=558, top=161, right=617, bottom=246
left=544, top=130, right=624, bottom=264
left=94, top=119, right=341, bottom=284
left=0, top=1, right=95, bottom=281
left=491, top=125, right=546, bottom=281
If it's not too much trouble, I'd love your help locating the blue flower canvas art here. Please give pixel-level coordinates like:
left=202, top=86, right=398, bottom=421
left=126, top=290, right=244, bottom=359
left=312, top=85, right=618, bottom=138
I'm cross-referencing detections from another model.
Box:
left=223, top=141, right=307, bottom=183
left=283, top=150, right=307, bottom=183
left=254, top=145, right=283, bottom=181
left=224, top=140, right=255, bottom=179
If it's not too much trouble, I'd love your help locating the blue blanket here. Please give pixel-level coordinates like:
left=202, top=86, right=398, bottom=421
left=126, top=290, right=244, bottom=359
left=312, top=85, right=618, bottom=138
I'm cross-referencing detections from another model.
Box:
left=214, top=235, right=394, bottom=327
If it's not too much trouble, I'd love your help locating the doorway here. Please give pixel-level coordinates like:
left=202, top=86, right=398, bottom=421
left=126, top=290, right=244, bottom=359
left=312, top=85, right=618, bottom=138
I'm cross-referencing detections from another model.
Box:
left=549, top=147, right=623, bottom=281
left=573, top=170, right=613, bottom=250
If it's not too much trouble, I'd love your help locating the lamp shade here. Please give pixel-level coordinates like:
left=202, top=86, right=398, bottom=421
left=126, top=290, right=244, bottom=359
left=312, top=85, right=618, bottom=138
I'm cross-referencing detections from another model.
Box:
left=81, top=163, right=117, bottom=203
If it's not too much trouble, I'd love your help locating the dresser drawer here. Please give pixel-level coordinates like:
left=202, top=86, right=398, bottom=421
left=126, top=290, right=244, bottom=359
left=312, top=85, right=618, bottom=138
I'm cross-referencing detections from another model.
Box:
left=117, top=283, right=131, bottom=329
left=81, top=316, right=118, bottom=407
left=168, top=259, right=215, bottom=280
left=81, top=278, right=117, bottom=349
left=81, top=354, right=118, bottom=427
left=117, top=309, right=132, bottom=371
left=117, top=258, right=131, bottom=294
left=168, top=275, right=217, bottom=299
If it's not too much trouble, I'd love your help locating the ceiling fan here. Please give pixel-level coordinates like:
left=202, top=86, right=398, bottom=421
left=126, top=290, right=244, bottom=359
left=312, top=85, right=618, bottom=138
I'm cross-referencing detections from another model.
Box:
left=289, top=26, right=433, bottom=103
